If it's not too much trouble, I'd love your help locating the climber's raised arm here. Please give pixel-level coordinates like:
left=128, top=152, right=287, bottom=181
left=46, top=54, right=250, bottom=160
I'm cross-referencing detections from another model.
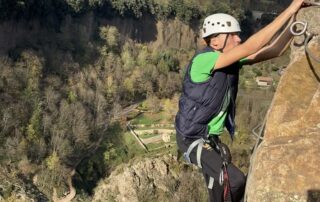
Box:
left=244, top=15, right=296, bottom=65
left=214, top=0, right=305, bottom=69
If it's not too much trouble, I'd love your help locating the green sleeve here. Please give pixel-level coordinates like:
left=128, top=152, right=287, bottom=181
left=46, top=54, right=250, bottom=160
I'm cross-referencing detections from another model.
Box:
left=239, top=57, right=249, bottom=66
left=190, top=52, right=220, bottom=82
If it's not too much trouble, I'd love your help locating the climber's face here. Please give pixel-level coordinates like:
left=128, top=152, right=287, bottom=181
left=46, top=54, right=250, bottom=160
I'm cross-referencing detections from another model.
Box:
left=225, top=32, right=242, bottom=51
left=210, top=32, right=241, bottom=52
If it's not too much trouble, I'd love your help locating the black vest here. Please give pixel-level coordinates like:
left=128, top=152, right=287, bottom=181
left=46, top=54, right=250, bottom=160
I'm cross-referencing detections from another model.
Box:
left=175, top=46, right=240, bottom=139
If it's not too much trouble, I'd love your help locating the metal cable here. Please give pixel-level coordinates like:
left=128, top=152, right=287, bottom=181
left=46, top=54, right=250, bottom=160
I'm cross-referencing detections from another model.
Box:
left=244, top=116, right=267, bottom=201
left=305, top=33, right=320, bottom=63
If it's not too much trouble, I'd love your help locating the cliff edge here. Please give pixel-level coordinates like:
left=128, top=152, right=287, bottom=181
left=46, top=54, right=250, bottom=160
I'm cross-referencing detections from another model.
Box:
left=246, top=7, right=320, bottom=202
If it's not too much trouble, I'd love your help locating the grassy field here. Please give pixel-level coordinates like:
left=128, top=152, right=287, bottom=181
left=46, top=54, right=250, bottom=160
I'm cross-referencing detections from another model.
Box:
left=130, top=111, right=173, bottom=125
left=139, top=133, right=160, bottom=139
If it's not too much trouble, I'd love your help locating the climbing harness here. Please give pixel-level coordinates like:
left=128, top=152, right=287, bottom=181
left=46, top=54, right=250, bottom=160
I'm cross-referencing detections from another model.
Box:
left=183, top=138, right=204, bottom=168
left=290, top=21, right=320, bottom=63
left=183, top=137, right=233, bottom=201
left=183, top=138, right=216, bottom=190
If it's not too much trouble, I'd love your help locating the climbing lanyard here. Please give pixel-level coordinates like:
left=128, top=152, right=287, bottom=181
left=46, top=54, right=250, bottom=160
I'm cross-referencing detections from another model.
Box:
left=290, top=21, right=320, bottom=63
left=223, top=163, right=232, bottom=202
left=216, top=142, right=233, bottom=202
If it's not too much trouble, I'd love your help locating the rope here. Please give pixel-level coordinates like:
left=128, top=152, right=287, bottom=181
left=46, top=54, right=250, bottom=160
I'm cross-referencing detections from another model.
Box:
left=290, top=21, right=320, bottom=63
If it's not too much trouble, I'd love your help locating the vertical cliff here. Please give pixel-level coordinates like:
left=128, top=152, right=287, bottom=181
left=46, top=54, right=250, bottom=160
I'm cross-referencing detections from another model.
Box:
left=246, top=7, right=320, bottom=202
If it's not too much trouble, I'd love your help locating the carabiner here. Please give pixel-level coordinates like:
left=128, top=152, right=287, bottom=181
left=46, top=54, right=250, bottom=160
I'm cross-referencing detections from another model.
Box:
left=290, top=21, right=308, bottom=36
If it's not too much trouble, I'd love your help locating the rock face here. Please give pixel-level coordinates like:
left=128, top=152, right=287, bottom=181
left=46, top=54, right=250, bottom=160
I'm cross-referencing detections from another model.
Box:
left=102, top=16, right=199, bottom=50
left=0, top=15, right=198, bottom=56
left=92, top=155, right=208, bottom=202
left=246, top=7, right=320, bottom=202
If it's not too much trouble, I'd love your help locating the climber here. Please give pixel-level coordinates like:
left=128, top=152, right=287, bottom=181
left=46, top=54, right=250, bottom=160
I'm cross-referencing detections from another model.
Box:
left=175, top=0, right=306, bottom=202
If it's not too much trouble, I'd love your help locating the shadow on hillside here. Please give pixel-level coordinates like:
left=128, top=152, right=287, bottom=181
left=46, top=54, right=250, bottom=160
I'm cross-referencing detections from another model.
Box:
left=73, top=122, right=127, bottom=195
left=307, top=190, right=320, bottom=202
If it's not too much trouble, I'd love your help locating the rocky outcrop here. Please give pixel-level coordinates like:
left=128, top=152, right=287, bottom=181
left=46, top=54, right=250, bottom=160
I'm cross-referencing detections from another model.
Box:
left=0, top=167, right=48, bottom=201
left=92, top=155, right=208, bottom=202
left=246, top=7, right=320, bottom=202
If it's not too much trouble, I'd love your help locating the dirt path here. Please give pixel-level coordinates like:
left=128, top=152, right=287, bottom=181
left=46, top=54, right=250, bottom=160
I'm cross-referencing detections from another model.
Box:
left=52, top=170, right=76, bottom=202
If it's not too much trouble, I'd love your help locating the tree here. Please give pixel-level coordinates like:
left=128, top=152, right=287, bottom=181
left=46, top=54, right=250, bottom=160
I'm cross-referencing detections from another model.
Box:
left=99, top=26, right=120, bottom=52
left=121, top=42, right=136, bottom=70
left=110, top=0, right=149, bottom=18
left=46, top=151, right=60, bottom=171
left=136, top=45, right=150, bottom=67
left=170, top=0, right=200, bottom=23
left=145, top=95, right=161, bottom=113
left=26, top=104, right=42, bottom=142
left=66, top=0, right=86, bottom=13
left=16, top=51, right=44, bottom=94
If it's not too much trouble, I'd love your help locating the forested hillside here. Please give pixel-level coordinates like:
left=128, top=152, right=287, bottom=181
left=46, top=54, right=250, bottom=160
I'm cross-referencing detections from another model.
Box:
left=0, top=0, right=290, bottom=200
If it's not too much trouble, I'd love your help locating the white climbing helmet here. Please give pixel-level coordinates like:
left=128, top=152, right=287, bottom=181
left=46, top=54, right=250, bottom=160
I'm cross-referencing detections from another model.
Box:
left=202, top=13, right=241, bottom=38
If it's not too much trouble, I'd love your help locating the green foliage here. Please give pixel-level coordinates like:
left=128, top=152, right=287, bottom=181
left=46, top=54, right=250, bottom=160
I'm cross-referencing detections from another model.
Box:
left=46, top=151, right=60, bottom=170
left=252, top=68, right=262, bottom=76
left=14, top=50, right=43, bottom=94
left=145, top=95, right=162, bottom=113
left=170, top=0, right=200, bottom=23
left=150, top=3, right=172, bottom=20
left=88, top=0, right=105, bottom=7
left=103, top=142, right=128, bottom=166
left=66, top=0, right=86, bottom=12
left=121, top=42, right=136, bottom=70
left=67, top=90, right=78, bottom=103
left=99, top=26, right=120, bottom=53
left=36, top=164, right=68, bottom=197
left=110, top=0, right=149, bottom=18
left=136, top=45, right=150, bottom=67
left=131, top=113, right=155, bottom=125
left=1, top=0, right=285, bottom=29
left=26, top=104, right=42, bottom=142
left=272, top=66, right=279, bottom=72
left=139, top=132, right=158, bottom=139
left=157, top=51, right=179, bottom=73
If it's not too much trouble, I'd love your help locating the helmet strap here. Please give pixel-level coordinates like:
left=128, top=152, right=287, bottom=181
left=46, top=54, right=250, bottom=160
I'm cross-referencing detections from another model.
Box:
left=218, top=33, right=229, bottom=53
